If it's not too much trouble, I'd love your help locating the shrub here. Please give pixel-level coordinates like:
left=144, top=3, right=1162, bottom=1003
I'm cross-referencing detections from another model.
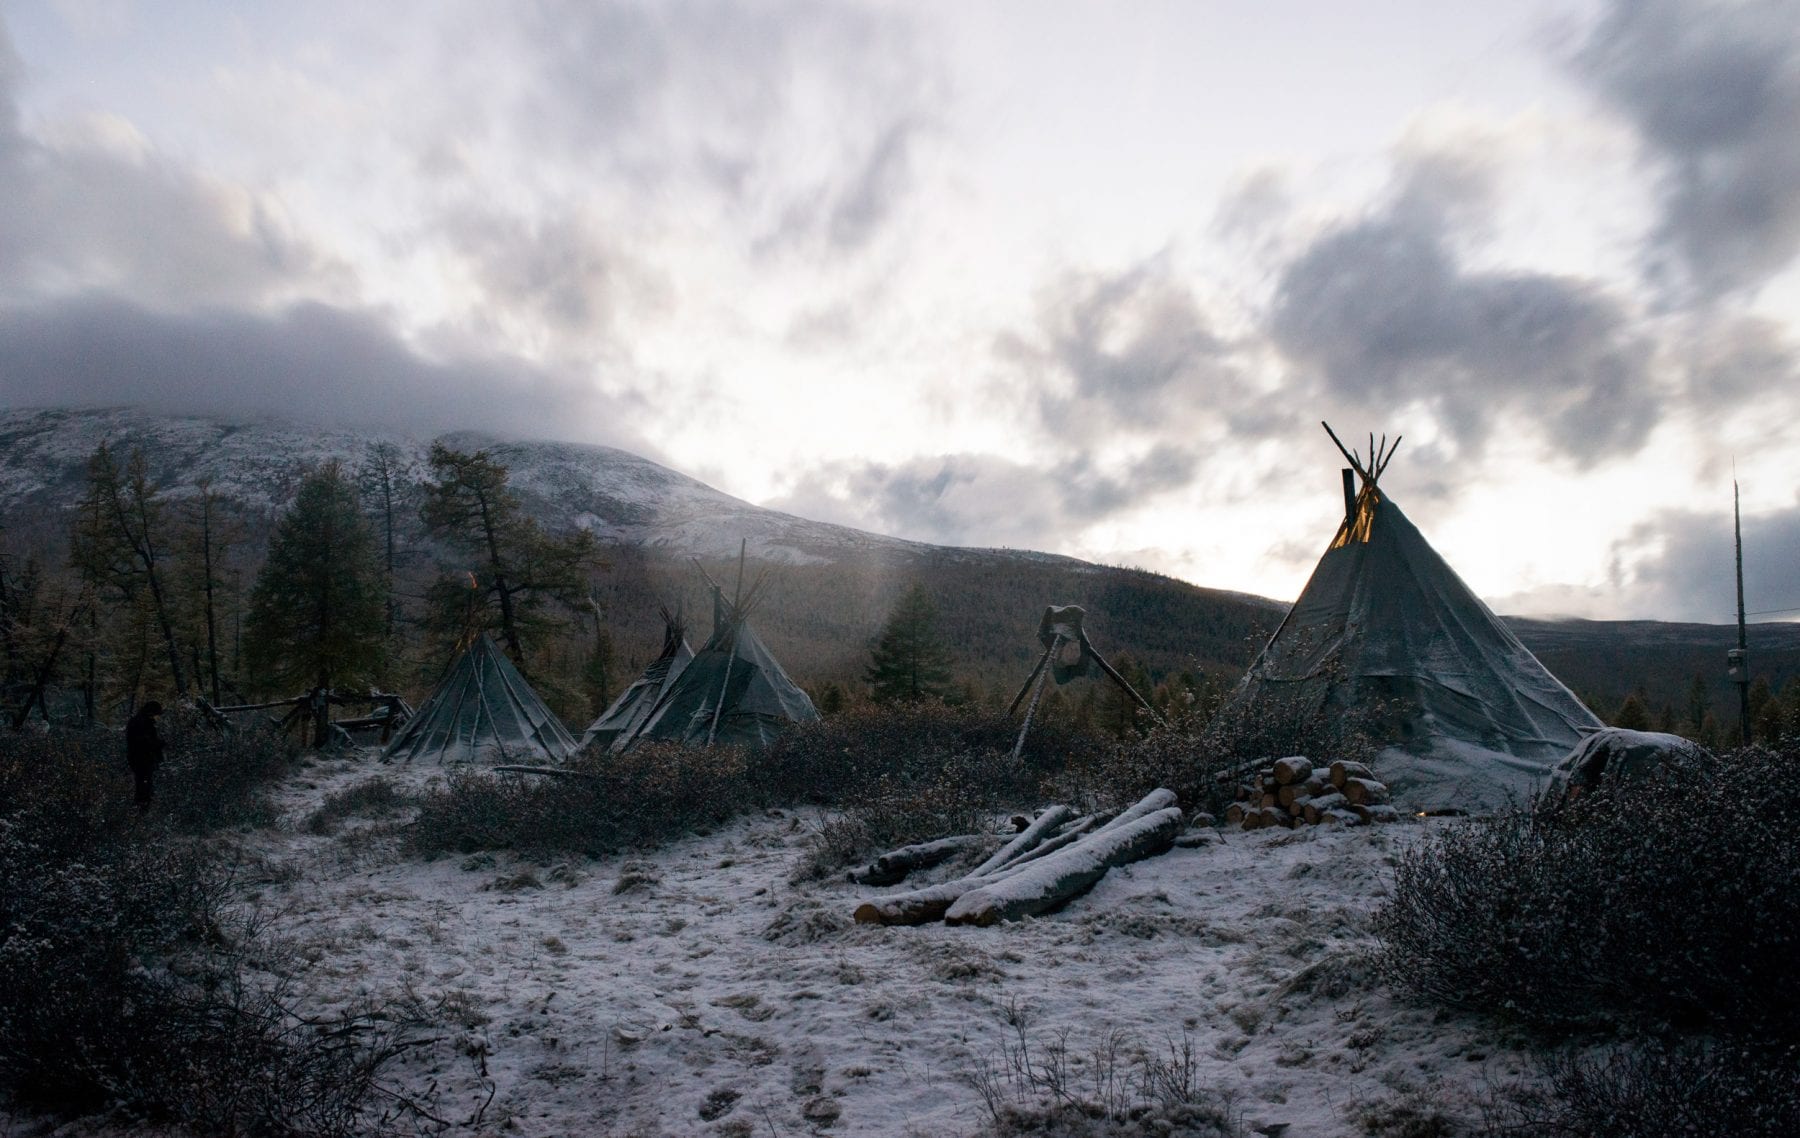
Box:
left=414, top=702, right=1066, bottom=860
left=1377, top=744, right=1800, bottom=1039
left=411, top=741, right=748, bottom=858
left=157, top=708, right=301, bottom=832
left=305, top=775, right=412, bottom=834
left=0, top=728, right=420, bottom=1133
left=1483, top=1039, right=1800, bottom=1137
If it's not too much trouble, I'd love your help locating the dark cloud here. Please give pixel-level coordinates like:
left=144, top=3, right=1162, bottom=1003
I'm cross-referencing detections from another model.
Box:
left=1269, top=157, right=1660, bottom=465
left=996, top=256, right=1248, bottom=445
left=0, top=21, right=319, bottom=310
left=770, top=445, right=1204, bottom=550
left=442, top=208, right=663, bottom=338
left=0, top=294, right=655, bottom=452
left=1574, top=0, right=1800, bottom=299
left=1600, top=501, right=1800, bottom=623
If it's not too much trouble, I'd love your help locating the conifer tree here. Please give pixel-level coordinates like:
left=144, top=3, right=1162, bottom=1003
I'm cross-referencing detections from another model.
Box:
left=244, top=462, right=385, bottom=745
left=69, top=443, right=187, bottom=698
left=419, top=444, right=595, bottom=674
left=865, top=584, right=954, bottom=704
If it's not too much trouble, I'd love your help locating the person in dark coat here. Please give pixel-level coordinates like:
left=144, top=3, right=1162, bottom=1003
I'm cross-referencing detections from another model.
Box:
left=125, top=700, right=166, bottom=812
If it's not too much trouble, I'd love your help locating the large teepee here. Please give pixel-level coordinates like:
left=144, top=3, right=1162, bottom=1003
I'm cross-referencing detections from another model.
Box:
left=384, top=632, right=578, bottom=764
left=578, top=607, right=694, bottom=754
left=619, top=563, right=817, bottom=752
left=1223, top=426, right=1600, bottom=809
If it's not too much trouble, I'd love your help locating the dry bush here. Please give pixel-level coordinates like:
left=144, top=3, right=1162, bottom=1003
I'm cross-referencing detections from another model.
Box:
left=1482, top=1039, right=1800, bottom=1137
left=1377, top=744, right=1800, bottom=1039
left=411, top=741, right=748, bottom=858
left=156, top=707, right=302, bottom=832
left=305, top=775, right=412, bottom=834
left=0, top=729, right=421, bottom=1134
left=415, top=702, right=1060, bottom=862
left=969, top=1021, right=1242, bottom=1137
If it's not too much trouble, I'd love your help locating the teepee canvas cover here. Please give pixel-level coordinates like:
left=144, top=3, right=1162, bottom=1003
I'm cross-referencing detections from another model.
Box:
left=384, top=633, right=578, bottom=764
left=622, top=586, right=817, bottom=752
left=579, top=611, right=694, bottom=753
left=1226, top=430, right=1600, bottom=809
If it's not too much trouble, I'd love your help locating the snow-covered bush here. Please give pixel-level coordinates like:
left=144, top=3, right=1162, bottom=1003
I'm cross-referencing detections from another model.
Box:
left=1377, top=744, right=1800, bottom=1039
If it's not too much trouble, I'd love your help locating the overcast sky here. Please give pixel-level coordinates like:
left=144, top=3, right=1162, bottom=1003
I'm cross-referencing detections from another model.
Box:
left=2, top=0, right=1797, bottom=622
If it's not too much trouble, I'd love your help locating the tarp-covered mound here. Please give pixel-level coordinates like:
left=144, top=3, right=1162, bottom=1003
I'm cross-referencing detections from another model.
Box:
left=1225, top=477, right=1602, bottom=811
left=1540, top=727, right=1712, bottom=804
left=384, top=632, right=578, bottom=764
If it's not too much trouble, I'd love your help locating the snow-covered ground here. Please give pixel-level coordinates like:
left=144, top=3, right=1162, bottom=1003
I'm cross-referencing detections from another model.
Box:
left=215, top=754, right=1539, bottom=1137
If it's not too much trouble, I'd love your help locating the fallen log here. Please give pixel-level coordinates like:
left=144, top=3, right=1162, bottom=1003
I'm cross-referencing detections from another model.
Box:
left=1272, top=756, right=1312, bottom=785
left=942, top=806, right=1185, bottom=927
left=846, top=834, right=987, bottom=886
left=970, top=804, right=1075, bottom=877
left=1352, top=803, right=1400, bottom=824
left=1092, top=788, right=1178, bottom=836
left=1343, top=777, right=1390, bottom=806
left=1302, top=792, right=1347, bottom=824
left=853, top=877, right=997, bottom=926
left=1001, top=816, right=1099, bottom=874
left=1330, top=760, right=1374, bottom=789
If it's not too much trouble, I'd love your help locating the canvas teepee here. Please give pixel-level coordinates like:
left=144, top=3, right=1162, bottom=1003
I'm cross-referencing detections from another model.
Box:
left=578, top=607, right=694, bottom=754
left=384, top=632, right=578, bottom=764
left=619, top=565, right=817, bottom=752
left=1223, top=426, right=1601, bottom=809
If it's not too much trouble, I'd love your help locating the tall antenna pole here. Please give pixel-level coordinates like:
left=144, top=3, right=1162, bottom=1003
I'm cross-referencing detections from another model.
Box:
left=1733, top=479, right=1751, bottom=745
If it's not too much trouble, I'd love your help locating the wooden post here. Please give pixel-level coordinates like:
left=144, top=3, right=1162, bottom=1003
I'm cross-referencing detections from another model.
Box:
left=1342, top=468, right=1356, bottom=523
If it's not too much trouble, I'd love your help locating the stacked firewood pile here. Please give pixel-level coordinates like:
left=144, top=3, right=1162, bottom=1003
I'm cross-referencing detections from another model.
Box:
left=1224, top=757, right=1400, bottom=830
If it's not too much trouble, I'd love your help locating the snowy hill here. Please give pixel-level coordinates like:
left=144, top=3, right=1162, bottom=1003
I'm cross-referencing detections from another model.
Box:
left=0, top=406, right=947, bottom=567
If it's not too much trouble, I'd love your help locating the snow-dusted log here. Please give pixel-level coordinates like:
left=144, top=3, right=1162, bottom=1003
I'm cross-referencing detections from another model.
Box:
left=1330, top=760, right=1374, bottom=789
left=1352, top=803, right=1400, bottom=824
left=1343, top=777, right=1389, bottom=806
left=969, top=804, right=1075, bottom=877
left=846, top=835, right=987, bottom=886
left=997, top=815, right=1096, bottom=872
left=1090, top=788, right=1178, bottom=836
left=852, top=877, right=996, bottom=926
left=1302, top=792, right=1346, bottom=824
left=942, top=807, right=1184, bottom=927
left=1272, top=756, right=1312, bottom=785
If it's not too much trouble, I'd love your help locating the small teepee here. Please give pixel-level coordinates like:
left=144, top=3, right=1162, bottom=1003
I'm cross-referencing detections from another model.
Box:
left=1222, top=425, right=1601, bottom=809
left=384, top=632, right=578, bottom=764
left=620, top=555, right=817, bottom=752
left=578, top=606, right=694, bottom=754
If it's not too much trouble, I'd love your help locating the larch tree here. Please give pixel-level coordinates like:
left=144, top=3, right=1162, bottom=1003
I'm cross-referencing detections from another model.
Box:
left=244, top=461, right=386, bottom=746
left=419, top=443, right=595, bottom=675
left=866, top=583, right=954, bottom=704
left=69, top=443, right=187, bottom=700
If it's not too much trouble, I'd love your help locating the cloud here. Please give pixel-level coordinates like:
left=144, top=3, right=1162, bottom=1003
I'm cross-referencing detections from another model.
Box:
left=1573, top=0, right=1800, bottom=299
left=510, top=1, right=940, bottom=258
left=0, top=294, right=655, bottom=452
left=441, top=206, right=666, bottom=340
left=1268, top=152, right=1660, bottom=465
left=1589, top=502, right=1800, bottom=623
left=770, top=446, right=1205, bottom=550
left=0, top=21, right=323, bottom=310
left=995, top=255, right=1252, bottom=446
